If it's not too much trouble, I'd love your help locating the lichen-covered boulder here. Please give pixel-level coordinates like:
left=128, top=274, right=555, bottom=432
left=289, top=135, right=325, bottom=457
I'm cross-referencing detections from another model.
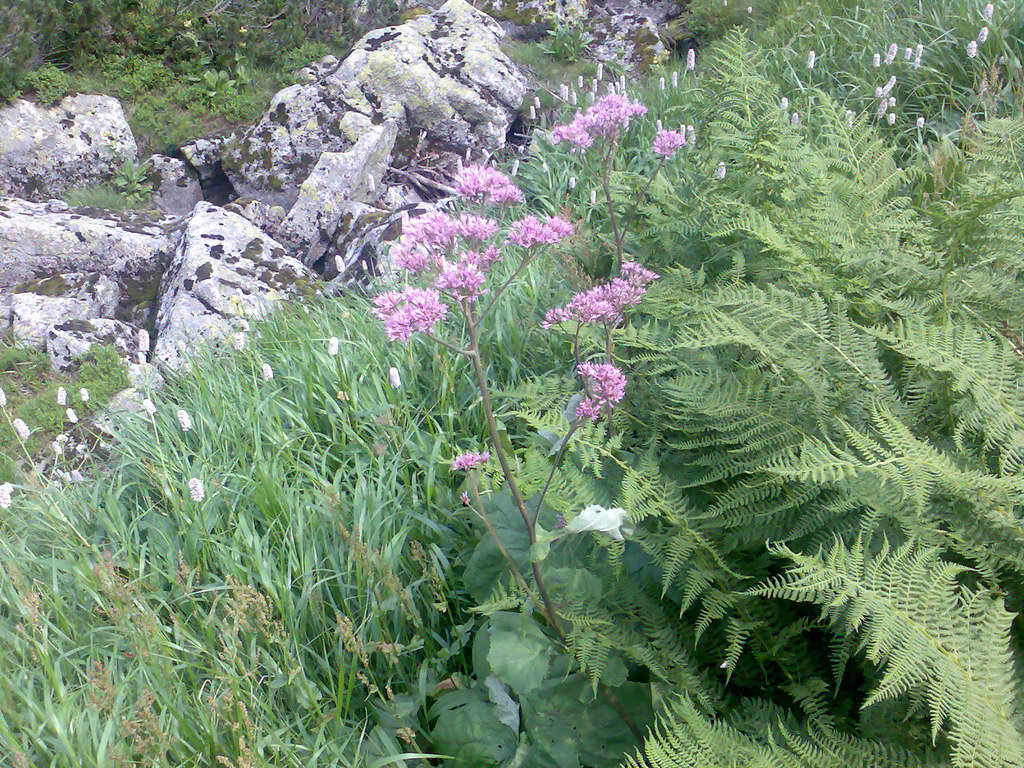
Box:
left=221, top=0, right=526, bottom=207
left=224, top=197, right=288, bottom=237
left=327, top=201, right=437, bottom=287
left=276, top=121, right=399, bottom=268
left=149, top=154, right=203, bottom=216
left=483, top=0, right=677, bottom=68
left=46, top=318, right=144, bottom=371
left=153, top=202, right=318, bottom=370
left=0, top=199, right=176, bottom=315
left=5, top=273, right=120, bottom=349
left=0, top=95, right=137, bottom=201
left=589, top=4, right=672, bottom=69
left=180, top=137, right=226, bottom=184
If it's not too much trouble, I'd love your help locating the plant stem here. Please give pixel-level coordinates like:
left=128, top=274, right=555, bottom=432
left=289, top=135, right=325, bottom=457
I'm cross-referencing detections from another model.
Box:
left=533, top=420, right=582, bottom=527
left=467, top=480, right=535, bottom=600
left=464, top=314, right=563, bottom=636
left=601, top=142, right=624, bottom=272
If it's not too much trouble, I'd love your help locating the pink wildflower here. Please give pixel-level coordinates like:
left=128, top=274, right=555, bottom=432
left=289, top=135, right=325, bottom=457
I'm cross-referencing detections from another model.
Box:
left=620, top=262, right=660, bottom=286
left=460, top=246, right=502, bottom=270
left=653, top=129, right=688, bottom=157
left=456, top=214, right=499, bottom=243
left=507, top=216, right=575, bottom=249
left=435, top=260, right=487, bottom=302
left=452, top=451, right=490, bottom=471
left=401, top=210, right=461, bottom=253
left=373, top=287, right=448, bottom=342
left=551, top=93, right=647, bottom=149
left=543, top=261, right=659, bottom=328
left=576, top=362, right=627, bottom=421
left=454, top=165, right=523, bottom=205
left=551, top=117, right=595, bottom=149
left=391, top=242, right=434, bottom=274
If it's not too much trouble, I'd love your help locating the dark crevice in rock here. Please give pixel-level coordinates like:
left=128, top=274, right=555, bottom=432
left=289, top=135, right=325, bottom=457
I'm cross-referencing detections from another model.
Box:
left=196, top=161, right=237, bottom=206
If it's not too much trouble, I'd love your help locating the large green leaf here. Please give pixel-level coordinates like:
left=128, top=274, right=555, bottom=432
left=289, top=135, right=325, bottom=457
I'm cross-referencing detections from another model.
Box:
left=487, top=611, right=555, bottom=696
left=464, top=491, right=558, bottom=602
left=430, top=689, right=518, bottom=765
left=521, top=676, right=652, bottom=768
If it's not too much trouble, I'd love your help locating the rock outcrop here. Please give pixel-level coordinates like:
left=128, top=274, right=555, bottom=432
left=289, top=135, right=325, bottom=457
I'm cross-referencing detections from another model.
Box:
left=149, top=154, right=203, bottom=216
left=153, top=203, right=317, bottom=370
left=276, top=120, right=399, bottom=268
left=0, top=95, right=137, bottom=201
left=2, top=273, right=120, bottom=349
left=46, top=318, right=145, bottom=370
left=0, top=199, right=176, bottom=303
left=221, top=0, right=526, bottom=207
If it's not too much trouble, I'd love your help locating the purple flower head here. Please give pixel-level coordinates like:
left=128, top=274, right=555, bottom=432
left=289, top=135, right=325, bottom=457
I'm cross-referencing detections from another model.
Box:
left=454, top=165, right=523, bottom=205
left=435, top=260, right=487, bottom=302
left=457, top=214, right=499, bottom=243
left=551, top=117, right=595, bottom=149
left=373, top=287, right=449, bottom=342
left=452, top=451, right=490, bottom=471
left=403, top=210, right=461, bottom=252
left=543, top=262, right=659, bottom=329
left=461, top=245, right=502, bottom=270
left=391, top=242, right=434, bottom=274
left=620, top=261, right=660, bottom=287
left=507, top=216, right=575, bottom=249
left=551, top=94, right=647, bottom=149
left=653, top=129, right=688, bottom=157
left=584, top=93, right=648, bottom=140
left=576, top=362, right=627, bottom=421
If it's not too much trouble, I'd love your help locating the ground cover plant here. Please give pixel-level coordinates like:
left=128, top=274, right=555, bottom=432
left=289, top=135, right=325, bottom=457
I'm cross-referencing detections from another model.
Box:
left=3, top=0, right=1024, bottom=766
left=1, top=1, right=391, bottom=151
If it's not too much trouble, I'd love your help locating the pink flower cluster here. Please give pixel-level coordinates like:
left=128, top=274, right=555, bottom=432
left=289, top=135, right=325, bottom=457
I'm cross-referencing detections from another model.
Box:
left=373, top=287, right=449, bottom=342
left=435, top=260, right=487, bottom=301
left=552, top=94, right=648, bottom=149
left=507, top=215, right=575, bottom=249
left=543, top=261, right=659, bottom=328
left=452, top=451, right=490, bottom=471
left=576, top=362, right=627, bottom=421
left=391, top=211, right=492, bottom=274
left=653, top=129, right=688, bottom=157
left=454, top=165, right=523, bottom=205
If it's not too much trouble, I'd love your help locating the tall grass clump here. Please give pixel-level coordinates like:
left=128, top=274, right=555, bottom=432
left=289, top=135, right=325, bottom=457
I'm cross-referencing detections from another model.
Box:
left=0, top=277, right=571, bottom=765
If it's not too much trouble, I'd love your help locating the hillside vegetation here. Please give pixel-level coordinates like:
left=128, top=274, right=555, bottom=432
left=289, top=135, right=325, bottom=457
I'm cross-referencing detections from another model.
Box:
left=3, top=1, right=1024, bottom=766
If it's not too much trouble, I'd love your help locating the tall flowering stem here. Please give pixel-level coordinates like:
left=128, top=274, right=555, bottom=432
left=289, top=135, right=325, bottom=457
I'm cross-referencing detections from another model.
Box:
left=374, top=162, right=657, bottom=741
left=464, top=311, right=564, bottom=634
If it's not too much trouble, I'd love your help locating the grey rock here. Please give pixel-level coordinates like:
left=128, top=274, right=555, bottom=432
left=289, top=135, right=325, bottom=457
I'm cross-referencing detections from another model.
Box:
left=221, top=0, right=525, bottom=207
left=93, top=387, right=148, bottom=436
left=46, top=317, right=143, bottom=370
left=8, top=272, right=121, bottom=349
left=277, top=121, right=399, bottom=267
left=128, top=362, right=164, bottom=391
left=180, top=138, right=226, bottom=183
left=149, top=154, right=203, bottom=216
left=0, top=199, right=176, bottom=305
left=223, top=197, right=287, bottom=237
left=153, top=202, right=318, bottom=370
left=0, top=94, right=137, bottom=201
left=328, top=201, right=437, bottom=286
